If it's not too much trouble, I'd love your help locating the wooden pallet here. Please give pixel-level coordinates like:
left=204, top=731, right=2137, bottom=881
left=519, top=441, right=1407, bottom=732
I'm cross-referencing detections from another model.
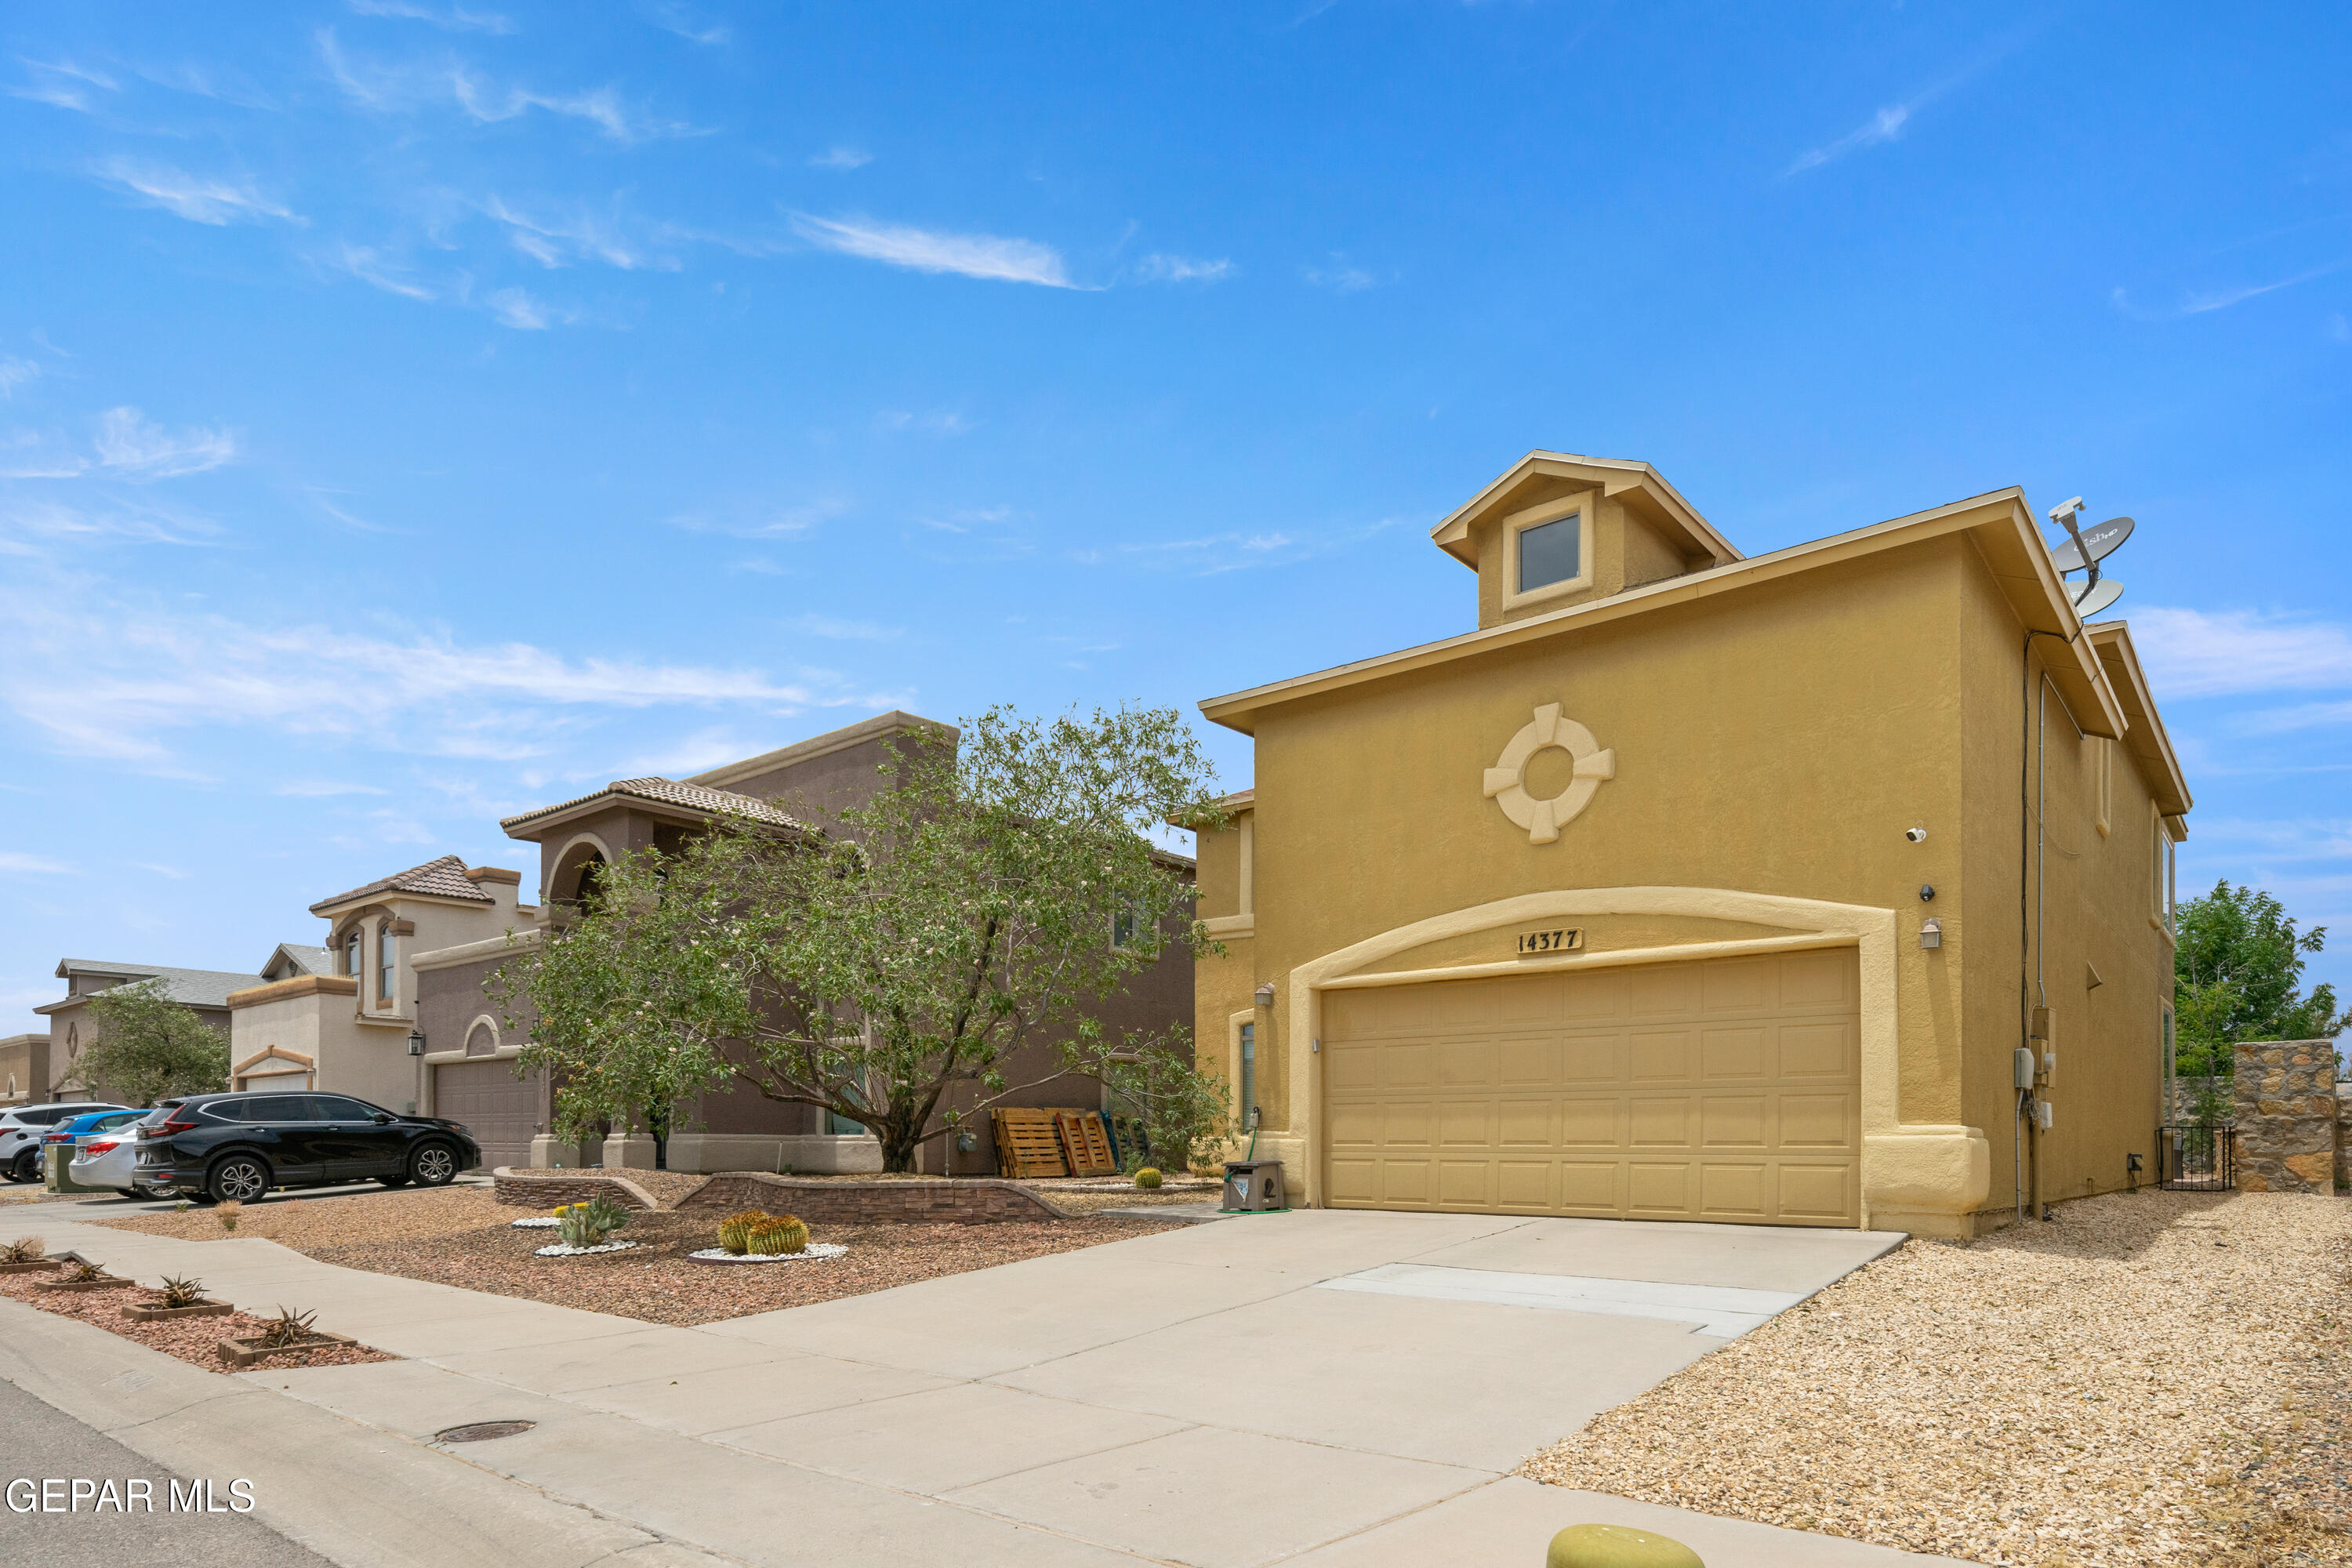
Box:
left=1055, top=1111, right=1117, bottom=1177
left=993, top=1108, right=1069, bottom=1178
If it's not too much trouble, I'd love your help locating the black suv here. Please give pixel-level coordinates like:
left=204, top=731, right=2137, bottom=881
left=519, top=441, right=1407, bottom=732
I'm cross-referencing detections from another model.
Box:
left=136, top=1091, right=482, bottom=1203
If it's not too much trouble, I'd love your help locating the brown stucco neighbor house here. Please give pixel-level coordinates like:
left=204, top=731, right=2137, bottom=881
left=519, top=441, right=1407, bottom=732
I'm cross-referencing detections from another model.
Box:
left=36, top=960, right=261, bottom=1102
left=1191, top=452, right=2190, bottom=1239
left=421, top=710, right=1194, bottom=1176
left=0, top=1034, right=49, bottom=1108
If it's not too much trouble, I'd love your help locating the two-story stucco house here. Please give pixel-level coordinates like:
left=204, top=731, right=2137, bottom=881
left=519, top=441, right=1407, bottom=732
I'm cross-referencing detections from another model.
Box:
left=221, top=857, right=536, bottom=1119
left=1191, top=452, right=2189, bottom=1239
left=37, top=959, right=263, bottom=1102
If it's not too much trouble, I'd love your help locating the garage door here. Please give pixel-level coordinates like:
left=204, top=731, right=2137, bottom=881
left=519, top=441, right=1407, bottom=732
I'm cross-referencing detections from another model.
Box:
left=432, top=1059, right=539, bottom=1173
left=1323, top=948, right=1860, bottom=1226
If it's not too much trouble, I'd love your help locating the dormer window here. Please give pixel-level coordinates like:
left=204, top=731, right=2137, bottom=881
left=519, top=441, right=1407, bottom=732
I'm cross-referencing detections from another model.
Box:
left=1505, top=505, right=1599, bottom=611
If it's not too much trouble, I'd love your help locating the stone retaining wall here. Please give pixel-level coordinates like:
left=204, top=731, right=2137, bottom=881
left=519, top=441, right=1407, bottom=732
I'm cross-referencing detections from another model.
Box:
left=2339, top=1083, right=2352, bottom=1193
left=2232, top=1040, right=2340, bottom=1193
left=491, top=1168, right=661, bottom=1210
left=677, top=1173, right=1073, bottom=1224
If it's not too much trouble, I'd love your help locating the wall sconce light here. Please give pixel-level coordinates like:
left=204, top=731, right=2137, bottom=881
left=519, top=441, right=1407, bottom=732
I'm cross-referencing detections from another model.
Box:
left=406, top=1029, right=427, bottom=1057
left=1919, top=917, right=1942, bottom=950
left=1254, top=983, right=1275, bottom=1007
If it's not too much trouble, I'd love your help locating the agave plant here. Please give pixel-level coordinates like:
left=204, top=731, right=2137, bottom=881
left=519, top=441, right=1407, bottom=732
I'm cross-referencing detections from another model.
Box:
left=2, top=1236, right=44, bottom=1265
left=63, top=1259, right=104, bottom=1283
left=157, top=1275, right=208, bottom=1309
left=255, top=1305, right=318, bottom=1348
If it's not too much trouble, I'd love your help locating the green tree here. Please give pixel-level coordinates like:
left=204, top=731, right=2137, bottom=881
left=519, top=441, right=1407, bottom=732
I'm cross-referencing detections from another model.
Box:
left=2172, top=881, right=2347, bottom=1078
left=501, top=705, right=1232, bottom=1172
left=72, top=980, right=231, bottom=1106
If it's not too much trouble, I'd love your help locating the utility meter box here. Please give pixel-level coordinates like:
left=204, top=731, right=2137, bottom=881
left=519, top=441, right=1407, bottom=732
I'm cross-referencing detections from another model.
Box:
left=2013, top=1047, right=2037, bottom=1091
left=1221, top=1159, right=1287, bottom=1213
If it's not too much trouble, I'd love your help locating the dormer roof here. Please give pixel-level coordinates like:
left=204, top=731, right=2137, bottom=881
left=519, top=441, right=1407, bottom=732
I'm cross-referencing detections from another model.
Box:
left=1429, top=451, right=1741, bottom=571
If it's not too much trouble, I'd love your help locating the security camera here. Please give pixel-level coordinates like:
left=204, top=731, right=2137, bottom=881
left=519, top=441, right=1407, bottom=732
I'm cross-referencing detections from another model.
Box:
left=1904, top=826, right=1929, bottom=844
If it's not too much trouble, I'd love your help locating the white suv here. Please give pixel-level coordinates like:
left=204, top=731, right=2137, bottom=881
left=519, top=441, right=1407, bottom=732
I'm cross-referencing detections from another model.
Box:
left=1, top=1101, right=132, bottom=1183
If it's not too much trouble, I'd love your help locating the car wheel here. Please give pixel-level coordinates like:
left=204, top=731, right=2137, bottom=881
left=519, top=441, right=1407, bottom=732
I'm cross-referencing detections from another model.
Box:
left=408, top=1142, right=458, bottom=1187
left=9, top=1149, right=38, bottom=1183
left=377, top=1174, right=410, bottom=1189
left=206, top=1155, right=270, bottom=1205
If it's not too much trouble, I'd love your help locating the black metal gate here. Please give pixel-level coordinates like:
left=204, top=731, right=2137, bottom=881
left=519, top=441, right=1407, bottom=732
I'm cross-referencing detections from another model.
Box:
left=2154, top=1124, right=2236, bottom=1191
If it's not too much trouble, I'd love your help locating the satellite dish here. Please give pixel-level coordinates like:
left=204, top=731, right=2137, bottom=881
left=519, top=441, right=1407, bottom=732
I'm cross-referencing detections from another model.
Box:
left=2050, top=516, right=2134, bottom=573
left=2071, top=578, right=2124, bottom=619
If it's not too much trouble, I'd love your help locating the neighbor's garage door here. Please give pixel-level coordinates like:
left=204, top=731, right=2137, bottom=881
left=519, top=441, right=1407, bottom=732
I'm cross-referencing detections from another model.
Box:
left=432, top=1059, right=539, bottom=1173
left=1323, top=949, right=1860, bottom=1226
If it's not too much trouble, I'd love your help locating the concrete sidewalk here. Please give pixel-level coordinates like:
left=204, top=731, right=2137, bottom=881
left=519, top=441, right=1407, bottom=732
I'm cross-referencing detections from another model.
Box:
left=0, top=1203, right=1979, bottom=1567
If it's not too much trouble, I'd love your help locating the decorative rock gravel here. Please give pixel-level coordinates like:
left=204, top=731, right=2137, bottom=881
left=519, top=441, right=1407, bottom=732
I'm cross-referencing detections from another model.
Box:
left=1519, top=1190, right=2351, bottom=1567
left=0, top=1271, right=394, bottom=1371
left=94, top=1185, right=1166, bottom=1327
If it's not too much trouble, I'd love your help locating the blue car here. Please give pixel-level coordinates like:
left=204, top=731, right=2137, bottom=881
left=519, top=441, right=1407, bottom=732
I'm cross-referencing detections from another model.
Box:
left=40, top=1109, right=147, bottom=1181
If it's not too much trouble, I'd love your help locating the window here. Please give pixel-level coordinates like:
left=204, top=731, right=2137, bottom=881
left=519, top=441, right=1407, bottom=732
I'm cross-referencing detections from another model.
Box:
left=1112, top=905, right=1138, bottom=948
left=344, top=928, right=363, bottom=979
left=313, top=1096, right=376, bottom=1121
left=1239, top=1022, right=1256, bottom=1129
left=378, top=925, right=396, bottom=1003
left=1516, top=510, right=1583, bottom=593
left=2154, top=817, right=2176, bottom=932
left=198, top=1099, right=250, bottom=1122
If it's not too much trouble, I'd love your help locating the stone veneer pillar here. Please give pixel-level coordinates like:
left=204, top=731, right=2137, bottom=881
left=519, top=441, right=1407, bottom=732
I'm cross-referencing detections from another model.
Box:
left=2231, top=1040, right=2341, bottom=1193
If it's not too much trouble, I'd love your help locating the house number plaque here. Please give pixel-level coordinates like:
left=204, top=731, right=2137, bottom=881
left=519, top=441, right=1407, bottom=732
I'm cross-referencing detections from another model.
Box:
left=1515, top=928, right=1582, bottom=956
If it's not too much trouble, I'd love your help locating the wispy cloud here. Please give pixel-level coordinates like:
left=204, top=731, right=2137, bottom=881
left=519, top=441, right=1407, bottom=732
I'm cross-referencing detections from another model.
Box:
left=668, top=498, right=847, bottom=539
left=451, top=68, right=697, bottom=143
left=484, top=196, right=675, bottom=270
left=809, top=146, right=871, bottom=172
left=874, top=409, right=972, bottom=437
left=0, top=356, right=38, bottom=398
left=347, top=0, right=516, bottom=33
left=790, top=213, right=1076, bottom=289
left=1134, top=253, right=1232, bottom=284
left=2131, top=606, right=2352, bottom=699
left=2173, top=261, right=2350, bottom=318
left=275, top=780, right=391, bottom=797
left=488, top=286, right=569, bottom=329
left=132, top=861, right=191, bottom=879
left=93, top=408, right=237, bottom=477
left=90, top=158, right=301, bottom=227
left=333, top=242, right=436, bottom=300
left=0, top=851, right=74, bottom=876
left=1784, top=27, right=2036, bottom=177
left=789, top=613, right=901, bottom=641
left=1786, top=104, right=1913, bottom=176
left=641, top=1, right=730, bottom=45
left=1302, top=257, right=1377, bottom=291
left=9, top=58, right=116, bottom=112
left=0, top=495, right=222, bottom=545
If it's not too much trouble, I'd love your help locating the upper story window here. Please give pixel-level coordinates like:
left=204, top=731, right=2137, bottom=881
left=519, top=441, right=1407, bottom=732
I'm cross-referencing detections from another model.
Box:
left=2154, top=816, right=2176, bottom=933
left=344, top=928, right=363, bottom=979
left=378, top=925, right=397, bottom=1002
left=1504, top=504, right=1592, bottom=609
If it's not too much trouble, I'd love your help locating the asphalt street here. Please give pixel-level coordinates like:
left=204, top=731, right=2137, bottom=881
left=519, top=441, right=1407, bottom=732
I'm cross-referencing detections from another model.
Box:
left=0, top=1372, right=334, bottom=1567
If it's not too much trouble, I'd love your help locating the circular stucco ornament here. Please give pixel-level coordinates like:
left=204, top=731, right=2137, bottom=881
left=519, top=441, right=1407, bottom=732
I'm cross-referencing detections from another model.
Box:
left=1483, top=702, right=1616, bottom=844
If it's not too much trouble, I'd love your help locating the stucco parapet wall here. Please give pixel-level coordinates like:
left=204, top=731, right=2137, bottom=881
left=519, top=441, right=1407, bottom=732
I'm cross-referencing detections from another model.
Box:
left=491, top=1168, right=665, bottom=1210
left=410, top=928, right=543, bottom=972
left=225, top=975, right=360, bottom=1009
left=677, top=1172, right=1077, bottom=1224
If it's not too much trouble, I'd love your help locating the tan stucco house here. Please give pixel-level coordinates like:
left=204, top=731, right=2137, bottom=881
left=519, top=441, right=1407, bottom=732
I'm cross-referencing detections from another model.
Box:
left=0, top=1034, right=49, bottom=1107
left=1191, top=452, right=2189, bottom=1239
left=222, top=858, right=535, bottom=1128
left=37, top=959, right=260, bottom=1101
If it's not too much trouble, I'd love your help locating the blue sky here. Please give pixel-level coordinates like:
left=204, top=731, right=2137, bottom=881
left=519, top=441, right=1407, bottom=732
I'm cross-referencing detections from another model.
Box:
left=3, top=2, right=2350, bottom=1033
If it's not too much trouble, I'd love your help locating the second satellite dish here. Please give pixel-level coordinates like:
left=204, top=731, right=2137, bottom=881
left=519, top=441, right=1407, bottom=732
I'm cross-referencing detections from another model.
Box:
left=2071, top=578, right=2124, bottom=619
left=2050, top=516, right=2133, bottom=573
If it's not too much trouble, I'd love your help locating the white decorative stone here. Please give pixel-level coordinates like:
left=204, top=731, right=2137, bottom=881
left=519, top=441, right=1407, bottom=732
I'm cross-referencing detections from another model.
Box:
left=509, top=1217, right=560, bottom=1229
left=1483, top=702, right=1615, bottom=844
left=533, top=1239, right=640, bottom=1257
left=685, top=1243, right=849, bottom=1265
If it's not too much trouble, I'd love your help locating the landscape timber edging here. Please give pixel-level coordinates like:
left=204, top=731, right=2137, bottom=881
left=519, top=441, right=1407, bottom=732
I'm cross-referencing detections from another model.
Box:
left=489, top=1168, right=667, bottom=1210
left=676, top=1172, right=1077, bottom=1224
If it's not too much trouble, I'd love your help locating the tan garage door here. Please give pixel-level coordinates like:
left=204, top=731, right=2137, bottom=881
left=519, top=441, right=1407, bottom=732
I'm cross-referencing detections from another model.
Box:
left=1323, top=948, right=1860, bottom=1226
left=432, top=1059, right=539, bottom=1172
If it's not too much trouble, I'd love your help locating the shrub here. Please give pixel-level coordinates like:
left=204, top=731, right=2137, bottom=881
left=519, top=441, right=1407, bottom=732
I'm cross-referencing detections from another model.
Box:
left=746, top=1214, right=808, bottom=1256
left=1134, top=1167, right=1163, bottom=1189
left=216, top=1200, right=241, bottom=1234
left=3, top=1236, right=43, bottom=1264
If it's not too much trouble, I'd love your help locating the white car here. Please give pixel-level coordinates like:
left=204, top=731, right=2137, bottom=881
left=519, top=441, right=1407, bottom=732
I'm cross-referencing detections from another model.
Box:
left=67, top=1109, right=166, bottom=1197
left=0, top=1100, right=132, bottom=1183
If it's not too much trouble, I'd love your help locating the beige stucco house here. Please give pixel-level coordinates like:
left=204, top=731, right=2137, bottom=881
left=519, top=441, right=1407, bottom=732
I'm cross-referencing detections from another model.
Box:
left=222, top=858, right=535, bottom=1121
left=1191, top=452, right=2189, bottom=1240
left=0, top=1034, right=49, bottom=1107
left=36, top=959, right=260, bottom=1102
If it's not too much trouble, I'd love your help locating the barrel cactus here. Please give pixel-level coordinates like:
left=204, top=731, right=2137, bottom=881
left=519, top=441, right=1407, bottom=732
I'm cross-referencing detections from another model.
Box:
left=1134, top=1167, right=1163, bottom=1189
left=747, top=1214, right=809, bottom=1256
left=717, top=1210, right=769, bottom=1255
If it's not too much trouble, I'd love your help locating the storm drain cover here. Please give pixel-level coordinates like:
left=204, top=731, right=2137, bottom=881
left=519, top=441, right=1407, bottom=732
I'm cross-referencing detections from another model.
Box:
left=436, top=1421, right=535, bottom=1443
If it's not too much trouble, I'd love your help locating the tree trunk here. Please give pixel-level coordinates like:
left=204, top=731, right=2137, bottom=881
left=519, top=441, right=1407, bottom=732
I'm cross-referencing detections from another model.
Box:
left=876, top=1102, right=924, bottom=1173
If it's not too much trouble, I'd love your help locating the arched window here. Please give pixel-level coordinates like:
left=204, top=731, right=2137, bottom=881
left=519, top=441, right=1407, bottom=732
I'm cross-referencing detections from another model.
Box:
left=378, top=922, right=397, bottom=1003
left=344, top=927, right=363, bottom=979
left=465, top=1021, right=496, bottom=1057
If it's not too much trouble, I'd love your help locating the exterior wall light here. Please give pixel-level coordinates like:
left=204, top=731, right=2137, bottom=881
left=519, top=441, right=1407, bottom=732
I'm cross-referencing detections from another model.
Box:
left=1254, top=982, right=1276, bottom=1007
left=1919, top=918, right=1943, bottom=950
left=406, top=1029, right=427, bottom=1057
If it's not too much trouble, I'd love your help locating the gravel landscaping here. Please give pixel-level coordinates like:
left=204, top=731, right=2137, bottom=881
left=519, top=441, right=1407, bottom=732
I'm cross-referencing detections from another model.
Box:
left=1520, top=1190, right=2352, bottom=1568
left=95, top=1185, right=1171, bottom=1326
left=0, top=1268, right=395, bottom=1372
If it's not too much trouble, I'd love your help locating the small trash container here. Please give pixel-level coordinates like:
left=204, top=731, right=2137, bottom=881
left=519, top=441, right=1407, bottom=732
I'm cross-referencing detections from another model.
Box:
left=1221, top=1159, right=1287, bottom=1213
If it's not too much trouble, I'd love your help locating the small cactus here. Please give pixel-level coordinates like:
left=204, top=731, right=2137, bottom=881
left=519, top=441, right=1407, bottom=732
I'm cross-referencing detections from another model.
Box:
left=158, top=1274, right=207, bottom=1309
left=216, top=1200, right=241, bottom=1234
left=3, top=1236, right=44, bottom=1264
left=717, top=1210, right=768, bottom=1255
left=1134, top=1167, right=1163, bottom=1189
left=746, top=1214, right=809, bottom=1256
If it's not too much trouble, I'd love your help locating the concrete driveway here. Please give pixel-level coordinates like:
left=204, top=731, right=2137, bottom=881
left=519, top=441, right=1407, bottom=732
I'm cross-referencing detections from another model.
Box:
left=1, top=1203, right=1976, bottom=1567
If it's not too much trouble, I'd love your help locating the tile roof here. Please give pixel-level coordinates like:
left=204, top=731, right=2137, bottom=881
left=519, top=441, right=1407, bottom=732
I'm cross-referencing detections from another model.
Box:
left=41, top=960, right=267, bottom=1011
left=499, top=777, right=809, bottom=835
left=307, top=854, right=495, bottom=915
